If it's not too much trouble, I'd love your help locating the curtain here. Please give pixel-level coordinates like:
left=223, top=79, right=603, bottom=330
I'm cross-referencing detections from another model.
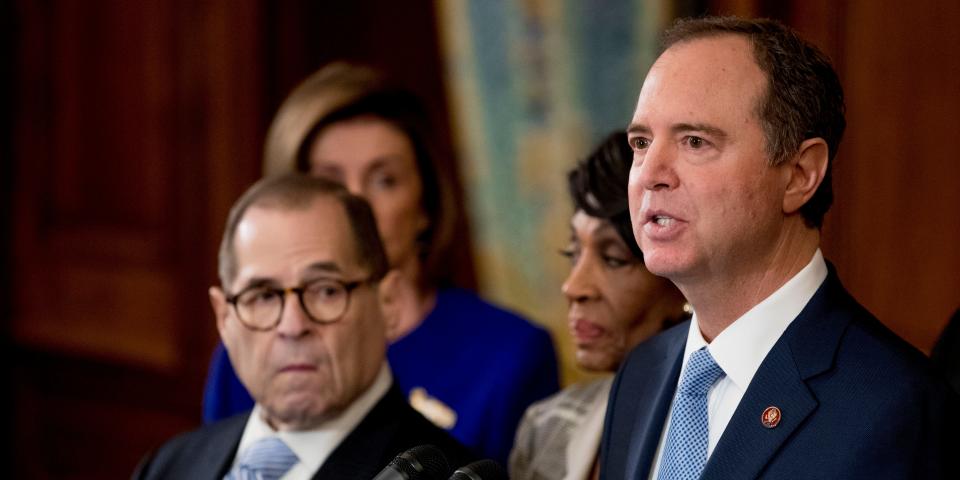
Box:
left=437, top=0, right=676, bottom=383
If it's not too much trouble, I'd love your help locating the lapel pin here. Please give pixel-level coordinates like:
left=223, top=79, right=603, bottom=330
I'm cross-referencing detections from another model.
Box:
left=761, top=406, right=782, bottom=428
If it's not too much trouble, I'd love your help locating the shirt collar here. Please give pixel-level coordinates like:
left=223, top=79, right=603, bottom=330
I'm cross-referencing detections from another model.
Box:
left=683, top=249, right=827, bottom=389
left=234, top=362, right=393, bottom=475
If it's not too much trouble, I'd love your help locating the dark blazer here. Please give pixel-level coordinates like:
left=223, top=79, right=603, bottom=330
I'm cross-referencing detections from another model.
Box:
left=134, top=383, right=475, bottom=479
left=600, top=268, right=959, bottom=480
left=931, top=307, right=960, bottom=395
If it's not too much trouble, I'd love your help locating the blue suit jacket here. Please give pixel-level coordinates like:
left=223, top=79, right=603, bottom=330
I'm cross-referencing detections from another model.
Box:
left=600, top=269, right=958, bottom=479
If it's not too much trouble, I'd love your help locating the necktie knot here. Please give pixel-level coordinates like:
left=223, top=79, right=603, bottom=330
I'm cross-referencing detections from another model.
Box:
left=677, top=347, right=725, bottom=397
left=225, top=436, right=299, bottom=480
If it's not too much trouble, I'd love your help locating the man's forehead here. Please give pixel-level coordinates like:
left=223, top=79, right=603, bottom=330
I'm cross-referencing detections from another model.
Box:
left=633, top=34, right=765, bottom=121
left=237, top=200, right=343, bottom=243
left=659, top=35, right=756, bottom=78
left=232, top=200, right=360, bottom=280
left=658, top=33, right=755, bottom=65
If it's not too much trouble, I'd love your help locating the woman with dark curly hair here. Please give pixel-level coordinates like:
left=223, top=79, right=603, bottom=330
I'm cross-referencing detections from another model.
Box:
left=509, top=132, right=688, bottom=480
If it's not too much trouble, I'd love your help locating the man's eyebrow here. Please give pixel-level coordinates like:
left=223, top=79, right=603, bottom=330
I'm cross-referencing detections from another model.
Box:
left=303, top=262, right=342, bottom=275
left=235, top=277, right=279, bottom=292
left=232, top=262, right=343, bottom=292
left=627, top=123, right=652, bottom=135
left=672, top=123, right=728, bottom=139
left=626, top=122, right=728, bottom=140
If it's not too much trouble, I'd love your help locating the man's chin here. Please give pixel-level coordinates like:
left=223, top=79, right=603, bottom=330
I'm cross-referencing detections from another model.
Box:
left=641, top=250, right=696, bottom=281
left=262, top=393, right=342, bottom=431
left=643, top=260, right=685, bottom=280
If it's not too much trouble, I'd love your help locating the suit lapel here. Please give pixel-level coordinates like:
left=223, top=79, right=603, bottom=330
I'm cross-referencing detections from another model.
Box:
left=195, top=413, right=247, bottom=478
left=624, top=324, right=687, bottom=480
left=702, top=269, right=851, bottom=480
left=312, top=385, right=406, bottom=479
left=701, top=340, right=817, bottom=479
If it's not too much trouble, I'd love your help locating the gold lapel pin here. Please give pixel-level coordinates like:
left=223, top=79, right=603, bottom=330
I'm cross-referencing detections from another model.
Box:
left=761, top=406, right=782, bottom=428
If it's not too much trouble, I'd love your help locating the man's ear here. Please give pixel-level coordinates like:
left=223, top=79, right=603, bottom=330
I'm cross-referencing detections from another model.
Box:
left=783, top=137, right=829, bottom=215
left=209, top=286, right=230, bottom=338
left=376, top=270, right=402, bottom=342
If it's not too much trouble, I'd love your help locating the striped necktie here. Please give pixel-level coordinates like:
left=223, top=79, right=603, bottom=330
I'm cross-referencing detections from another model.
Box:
left=225, top=436, right=299, bottom=480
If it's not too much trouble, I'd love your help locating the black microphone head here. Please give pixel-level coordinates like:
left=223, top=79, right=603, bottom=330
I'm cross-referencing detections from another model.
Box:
left=449, top=459, right=507, bottom=480
left=389, top=444, right=450, bottom=480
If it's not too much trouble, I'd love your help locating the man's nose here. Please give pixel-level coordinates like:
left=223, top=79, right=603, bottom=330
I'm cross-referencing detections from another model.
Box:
left=634, top=140, right=679, bottom=191
left=275, top=291, right=312, bottom=338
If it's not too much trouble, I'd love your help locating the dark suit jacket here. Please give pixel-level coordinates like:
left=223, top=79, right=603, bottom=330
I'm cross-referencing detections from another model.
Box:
left=134, top=383, right=474, bottom=479
left=600, top=268, right=959, bottom=479
left=931, top=307, right=960, bottom=395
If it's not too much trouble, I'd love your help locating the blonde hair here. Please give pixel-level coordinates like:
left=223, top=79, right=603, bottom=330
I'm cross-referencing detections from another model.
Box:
left=263, top=62, right=386, bottom=175
left=261, top=62, right=462, bottom=289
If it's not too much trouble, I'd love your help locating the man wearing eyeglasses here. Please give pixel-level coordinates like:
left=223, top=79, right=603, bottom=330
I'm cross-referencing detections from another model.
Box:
left=134, top=174, right=472, bottom=479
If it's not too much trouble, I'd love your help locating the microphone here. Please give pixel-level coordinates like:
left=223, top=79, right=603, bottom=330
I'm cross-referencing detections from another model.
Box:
left=448, top=460, right=507, bottom=480
left=371, top=445, right=451, bottom=480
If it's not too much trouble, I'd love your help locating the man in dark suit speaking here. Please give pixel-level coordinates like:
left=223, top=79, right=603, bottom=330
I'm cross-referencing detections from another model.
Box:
left=135, top=174, right=470, bottom=479
left=600, top=16, right=957, bottom=480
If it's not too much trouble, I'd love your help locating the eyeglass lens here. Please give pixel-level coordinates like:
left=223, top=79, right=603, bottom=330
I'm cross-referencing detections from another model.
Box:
left=233, top=279, right=351, bottom=328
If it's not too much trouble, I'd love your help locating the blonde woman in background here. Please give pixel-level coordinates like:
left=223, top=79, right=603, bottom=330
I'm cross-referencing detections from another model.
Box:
left=509, top=132, right=688, bottom=480
left=203, top=63, right=559, bottom=465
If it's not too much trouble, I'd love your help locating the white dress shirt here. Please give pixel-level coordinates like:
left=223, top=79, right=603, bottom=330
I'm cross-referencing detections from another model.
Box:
left=231, top=362, right=392, bottom=480
left=649, top=250, right=827, bottom=479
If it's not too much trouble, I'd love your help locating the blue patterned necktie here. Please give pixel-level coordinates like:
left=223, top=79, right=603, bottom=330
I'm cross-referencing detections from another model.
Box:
left=225, top=436, right=299, bottom=480
left=657, top=347, right=726, bottom=480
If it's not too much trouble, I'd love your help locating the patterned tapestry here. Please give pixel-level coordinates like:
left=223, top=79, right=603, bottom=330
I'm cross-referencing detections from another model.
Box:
left=437, top=0, right=678, bottom=383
